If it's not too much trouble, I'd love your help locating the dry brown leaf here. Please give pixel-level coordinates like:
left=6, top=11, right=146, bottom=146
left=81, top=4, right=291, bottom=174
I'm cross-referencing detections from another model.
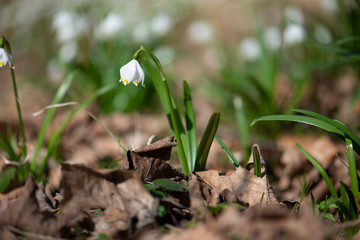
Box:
left=0, top=177, right=59, bottom=237
left=59, top=163, right=158, bottom=238
left=196, top=166, right=278, bottom=207
left=127, top=136, right=187, bottom=181
left=215, top=204, right=327, bottom=240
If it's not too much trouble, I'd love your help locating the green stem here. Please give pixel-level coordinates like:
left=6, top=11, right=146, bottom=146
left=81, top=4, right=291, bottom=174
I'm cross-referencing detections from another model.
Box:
left=139, top=46, right=189, bottom=175
left=11, top=68, right=27, bottom=157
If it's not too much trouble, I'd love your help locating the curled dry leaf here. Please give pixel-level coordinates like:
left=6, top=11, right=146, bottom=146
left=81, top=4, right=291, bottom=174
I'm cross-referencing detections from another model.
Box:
left=127, top=136, right=187, bottom=181
left=0, top=177, right=59, bottom=238
left=60, top=163, right=158, bottom=238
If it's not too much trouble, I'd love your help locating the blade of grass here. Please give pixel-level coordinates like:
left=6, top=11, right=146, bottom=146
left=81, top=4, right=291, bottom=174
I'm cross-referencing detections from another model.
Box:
left=184, top=80, right=197, bottom=171
left=341, top=182, right=358, bottom=220
left=0, top=167, right=16, bottom=192
left=297, top=144, right=338, bottom=199
left=0, top=133, right=19, bottom=161
left=215, top=135, right=240, bottom=168
left=234, top=96, right=250, bottom=165
left=31, top=71, right=76, bottom=173
left=37, top=84, right=118, bottom=176
left=252, top=145, right=261, bottom=177
left=194, top=112, right=220, bottom=171
left=345, top=138, right=359, bottom=198
left=293, top=109, right=360, bottom=154
left=251, top=114, right=343, bottom=136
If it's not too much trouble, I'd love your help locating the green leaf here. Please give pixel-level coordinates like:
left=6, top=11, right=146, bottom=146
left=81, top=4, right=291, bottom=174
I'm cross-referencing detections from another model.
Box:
left=143, top=60, right=189, bottom=174
left=95, top=233, right=109, bottom=240
left=252, top=145, right=261, bottom=177
left=194, top=112, right=220, bottom=171
left=321, top=212, right=336, bottom=222
left=152, top=178, right=188, bottom=192
left=31, top=71, right=76, bottom=172
left=184, top=80, right=197, bottom=171
left=297, top=144, right=338, bottom=199
left=345, top=138, right=359, bottom=198
left=293, top=109, right=360, bottom=154
left=157, top=205, right=167, bottom=217
left=37, top=84, right=118, bottom=176
left=215, top=135, right=240, bottom=168
left=234, top=96, right=250, bottom=164
left=0, top=133, right=19, bottom=161
left=0, top=167, right=16, bottom=192
left=341, top=182, right=358, bottom=220
left=251, top=114, right=343, bottom=136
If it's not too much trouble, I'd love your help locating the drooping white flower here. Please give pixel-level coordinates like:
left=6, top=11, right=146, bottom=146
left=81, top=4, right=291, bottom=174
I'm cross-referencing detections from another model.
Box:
left=119, top=59, right=145, bottom=87
left=0, top=48, right=15, bottom=69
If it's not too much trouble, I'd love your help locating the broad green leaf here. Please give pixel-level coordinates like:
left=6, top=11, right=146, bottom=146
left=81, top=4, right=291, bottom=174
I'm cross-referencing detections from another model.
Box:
left=215, top=135, right=240, bottom=168
left=297, top=144, right=338, bottom=199
left=31, top=71, right=76, bottom=172
left=0, top=167, right=16, bottom=192
left=194, top=112, right=220, bottom=171
left=184, top=80, right=197, bottom=171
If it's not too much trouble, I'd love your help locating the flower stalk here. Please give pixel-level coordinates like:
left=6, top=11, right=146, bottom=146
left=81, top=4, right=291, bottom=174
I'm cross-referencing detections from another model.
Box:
left=135, top=46, right=190, bottom=174
left=0, top=36, right=27, bottom=157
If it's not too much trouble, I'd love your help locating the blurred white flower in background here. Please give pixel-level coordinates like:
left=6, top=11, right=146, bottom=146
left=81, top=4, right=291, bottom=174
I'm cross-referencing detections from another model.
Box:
left=47, top=59, right=65, bottom=83
left=153, top=46, right=175, bottom=66
left=317, top=0, right=338, bottom=12
left=132, top=22, right=151, bottom=43
left=284, top=6, right=304, bottom=25
left=151, top=13, right=173, bottom=36
left=95, top=13, right=124, bottom=40
left=283, top=24, right=306, bottom=46
left=59, top=41, right=78, bottom=62
left=238, top=37, right=260, bottom=61
left=314, top=24, right=332, bottom=44
left=52, top=10, right=89, bottom=43
left=264, top=26, right=282, bottom=51
left=187, top=20, right=214, bottom=43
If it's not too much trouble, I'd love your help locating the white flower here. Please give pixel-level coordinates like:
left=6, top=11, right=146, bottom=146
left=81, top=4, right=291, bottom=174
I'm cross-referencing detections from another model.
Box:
left=283, top=24, right=306, bottom=46
left=238, top=37, right=260, bottom=61
left=264, top=26, right=282, bottom=51
left=95, top=13, right=124, bottom=40
left=119, top=59, right=145, bottom=87
left=52, top=10, right=89, bottom=43
left=151, top=13, right=173, bottom=36
left=187, top=20, right=213, bottom=43
left=59, top=41, right=78, bottom=62
left=284, top=6, right=304, bottom=25
left=0, top=48, right=15, bottom=69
